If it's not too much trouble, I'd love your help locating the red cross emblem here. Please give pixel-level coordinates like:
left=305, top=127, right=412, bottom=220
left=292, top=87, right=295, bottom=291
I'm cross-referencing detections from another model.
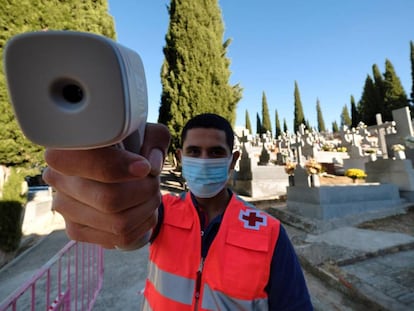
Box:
left=239, top=210, right=267, bottom=230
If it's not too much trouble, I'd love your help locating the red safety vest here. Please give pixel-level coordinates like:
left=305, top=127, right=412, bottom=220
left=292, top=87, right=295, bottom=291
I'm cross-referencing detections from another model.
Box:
left=142, top=192, right=280, bottom=311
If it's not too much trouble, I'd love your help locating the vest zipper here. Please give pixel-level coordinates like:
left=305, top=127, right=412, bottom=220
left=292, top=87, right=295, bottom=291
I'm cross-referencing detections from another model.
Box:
left=194, top=257, right=205, bottom=311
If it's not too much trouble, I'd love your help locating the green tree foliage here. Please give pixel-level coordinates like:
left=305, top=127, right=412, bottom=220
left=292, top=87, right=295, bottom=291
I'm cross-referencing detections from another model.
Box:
left=340, top=104, right=352, bottom=127
left=382, top=59, right=408, bottom=120
left=245, top=110, right=252, bottom=134
left=332, top=121, right=339, bottom=133
left=316, top=98, right=326, bottom=132
left=256, top=113, right=262, bottom=135
left=275, top=109, right=281, bottom=138
left=283, top=118, right=288, bottom=133
left=158, top=0, right=242, bottom=152
left=0, top=0, right=115, bottom=167
left=358, top=75, right=379, bottom=126
left=358, top=60, right=409, bottom=125
left=293, top=81, right=305, bottom=133
left=305, top=119, right=311, bottom=131
left=261, top=91, right=272, bottom=134
left=350, top=95, right=360, bottom=128
left=372, top=64, right=386, bottom=115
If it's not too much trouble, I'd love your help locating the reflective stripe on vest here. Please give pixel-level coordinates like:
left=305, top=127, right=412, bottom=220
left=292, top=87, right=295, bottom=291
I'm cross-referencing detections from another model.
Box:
left=148, top=260, right=194, bottom=305
left=201, top=283, right=268, bottom=310
left=143, top=260, right=269, bottom=311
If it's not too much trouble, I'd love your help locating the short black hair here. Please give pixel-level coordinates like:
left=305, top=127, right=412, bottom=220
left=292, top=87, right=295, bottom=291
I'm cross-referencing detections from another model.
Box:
left=181, top=113, right=234, bottom=151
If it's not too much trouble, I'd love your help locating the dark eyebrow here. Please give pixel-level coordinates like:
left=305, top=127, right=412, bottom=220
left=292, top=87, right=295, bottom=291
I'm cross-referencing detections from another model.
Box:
left=184, top=145, right=201, bottom=152
left=209, top=146, right=227, bottom=153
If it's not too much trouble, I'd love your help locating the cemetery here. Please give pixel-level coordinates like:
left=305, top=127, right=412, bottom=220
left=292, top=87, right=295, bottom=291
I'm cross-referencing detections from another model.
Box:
left=2, top=106, right=414, bottom=310
left=232, top=107, right=414, bottom=226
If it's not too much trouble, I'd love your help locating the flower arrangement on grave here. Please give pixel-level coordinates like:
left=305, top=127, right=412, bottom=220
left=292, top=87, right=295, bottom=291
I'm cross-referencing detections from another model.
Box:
left=344, top=168, right=367, bottom=183
left=392, top=144, right=405, bottom=152
left=337, top=146, right=347, bottom=153
left=304, top=158, right=322, bottom=175
left=284, top=162, right=297, bottom=175
left=322, top=143, right=334, bottom=151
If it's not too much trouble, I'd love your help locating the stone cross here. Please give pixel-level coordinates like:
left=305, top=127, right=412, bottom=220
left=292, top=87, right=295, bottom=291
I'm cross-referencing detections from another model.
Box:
left=369, top=114, right=396, bottom=159
left=291, top=134, right=304, bottom=165
left=356, top=122, right=371, bottom=146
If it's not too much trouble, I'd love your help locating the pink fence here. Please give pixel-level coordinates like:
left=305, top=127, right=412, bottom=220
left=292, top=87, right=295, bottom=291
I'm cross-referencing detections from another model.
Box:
left=0, top=241, right=104, bottom=311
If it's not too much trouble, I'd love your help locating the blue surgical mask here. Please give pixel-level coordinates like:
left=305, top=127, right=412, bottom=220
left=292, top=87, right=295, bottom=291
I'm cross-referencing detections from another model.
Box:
left=181, top=156, right=233, bottom=198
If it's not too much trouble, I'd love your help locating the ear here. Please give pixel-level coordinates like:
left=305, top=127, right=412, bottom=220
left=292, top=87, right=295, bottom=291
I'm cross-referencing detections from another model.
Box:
left=176, top=149, right=183, bottom=162
left=230, top=151, right=240, bottom=170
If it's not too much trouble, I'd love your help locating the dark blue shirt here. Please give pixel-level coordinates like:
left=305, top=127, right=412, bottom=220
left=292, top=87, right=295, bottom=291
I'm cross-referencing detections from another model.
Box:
left=151, top=191, right=313, bottom=310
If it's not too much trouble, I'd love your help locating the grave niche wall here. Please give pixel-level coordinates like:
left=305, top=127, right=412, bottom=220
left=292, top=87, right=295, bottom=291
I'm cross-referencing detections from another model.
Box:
left=287, top=183, right=402, bottom=220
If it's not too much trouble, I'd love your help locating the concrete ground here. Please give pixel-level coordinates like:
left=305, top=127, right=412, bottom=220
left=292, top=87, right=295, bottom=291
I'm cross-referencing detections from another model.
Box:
left=1, top=171, right=414, bottom=310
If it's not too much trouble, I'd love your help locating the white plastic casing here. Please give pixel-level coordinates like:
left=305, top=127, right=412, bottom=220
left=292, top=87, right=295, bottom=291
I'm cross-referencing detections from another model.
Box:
left=4, top=31, right=148, bottom=153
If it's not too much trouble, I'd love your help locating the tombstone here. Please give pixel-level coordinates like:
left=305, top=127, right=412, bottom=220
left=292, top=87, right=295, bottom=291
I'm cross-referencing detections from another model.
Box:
left=231, top=144, right=288, bottom=198
left=287, top=178, right=402, bottom=228
left=301, top=129, right=319, bottom=160
left=290, top=134, right=306, bottom=165
left=387, top=106, right=414, bottom=164
left=275, top=138, right=285, bottom=165
left=367, top=114, right=396, bottom=159
left=342, top=128, right=368, bottom=171
left=234, top=142, right=252, bottom=181
left=257, top=143, right=270, bottom=165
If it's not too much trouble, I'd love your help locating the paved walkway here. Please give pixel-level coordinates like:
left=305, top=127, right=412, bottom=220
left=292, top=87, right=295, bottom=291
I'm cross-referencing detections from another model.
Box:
left=1, top=180, right=414, bottom=310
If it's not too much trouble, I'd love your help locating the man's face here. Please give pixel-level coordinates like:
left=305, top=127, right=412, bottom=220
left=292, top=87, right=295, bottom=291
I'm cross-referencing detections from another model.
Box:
left=181, top=128, right=230, bottom=159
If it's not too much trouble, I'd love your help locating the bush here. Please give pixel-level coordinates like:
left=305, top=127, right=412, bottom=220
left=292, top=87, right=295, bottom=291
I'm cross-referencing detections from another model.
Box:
left=2, top=167, right=39, bottom=203
left=0, top=167, right=35, bottom=252
left=0, top=201, right=24, bottom=252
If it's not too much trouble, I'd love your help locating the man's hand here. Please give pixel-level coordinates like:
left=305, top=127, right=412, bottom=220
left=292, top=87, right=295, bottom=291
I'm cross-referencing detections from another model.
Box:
left=43, top=123, right=170, bottom=249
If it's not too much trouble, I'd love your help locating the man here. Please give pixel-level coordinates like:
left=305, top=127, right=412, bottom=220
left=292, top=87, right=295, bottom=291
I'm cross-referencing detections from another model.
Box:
left=44, top=113, right=313, bottom=310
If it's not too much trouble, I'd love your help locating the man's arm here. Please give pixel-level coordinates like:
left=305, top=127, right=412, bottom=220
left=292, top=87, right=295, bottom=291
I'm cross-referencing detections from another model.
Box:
left=266, top=225, right=313, bottom=310
left=43, top=123, right=170, bottom=249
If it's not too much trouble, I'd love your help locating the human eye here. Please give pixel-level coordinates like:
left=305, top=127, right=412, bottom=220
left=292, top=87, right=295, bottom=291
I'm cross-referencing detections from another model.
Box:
left=185, top=147, right=200, bottom=157
left=209, top=147, right=227, bottom=158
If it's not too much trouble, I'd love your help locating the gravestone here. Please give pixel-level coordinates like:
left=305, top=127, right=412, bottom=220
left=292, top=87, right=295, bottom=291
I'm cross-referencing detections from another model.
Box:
left=287, top=181, right=402, bottom=224
left=342, top=128, right=368, bottom=170
left=367, top=114, right=396, bottom=159
left=387, top=106, right=414, bottom=164
left=232, top=145, right=288, bottom=198
left=365, top=157, right=414, bottom=202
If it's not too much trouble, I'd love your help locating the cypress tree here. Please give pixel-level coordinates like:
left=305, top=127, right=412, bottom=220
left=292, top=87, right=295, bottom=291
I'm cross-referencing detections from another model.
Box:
left=382, top=59, right=408, bottom=121
left=358, top=75, right=379, bottom=126
left=332, top=121, right=339, bottom=133
left=340, top=104, right=352, bottom=127
left=293, top=81, right=305, bottom=133
left=283, top=118, right=288, bottom=133
left=261, top=91, right=272, bottom=134
left=245, top=110, right=252, bottom=134
left=350, top=95, right=360, bottom=128
left=275, top=109, right=281, bottom=138
left=158, top=0, right=242, bottom=152
left=0, top=0, right=114, bottom=167
left=372, top=64, right=386, bottom=116
left=316, top=98, right=326, bottom=132
left=256, top=113, right=262, bottom=135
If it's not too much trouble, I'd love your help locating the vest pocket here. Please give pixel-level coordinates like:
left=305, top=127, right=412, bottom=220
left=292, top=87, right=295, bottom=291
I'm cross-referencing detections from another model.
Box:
left=217, top=229, right=271, bottom=296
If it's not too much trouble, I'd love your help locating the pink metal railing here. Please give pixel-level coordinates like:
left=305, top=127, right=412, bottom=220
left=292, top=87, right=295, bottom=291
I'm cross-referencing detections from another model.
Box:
left=0, top=241, right=104, bottom=311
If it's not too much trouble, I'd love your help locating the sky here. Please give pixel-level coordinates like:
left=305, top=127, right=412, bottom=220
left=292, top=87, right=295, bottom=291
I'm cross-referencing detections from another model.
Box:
left=107, top=0, right=414, bottom=132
